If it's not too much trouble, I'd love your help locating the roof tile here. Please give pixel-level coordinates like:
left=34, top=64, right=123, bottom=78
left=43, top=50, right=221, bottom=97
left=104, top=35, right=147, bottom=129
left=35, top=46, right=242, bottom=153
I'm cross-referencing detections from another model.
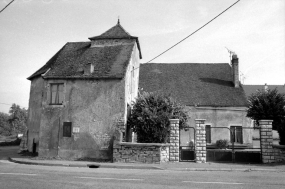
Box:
left=139, top=63, right=248, bottom=107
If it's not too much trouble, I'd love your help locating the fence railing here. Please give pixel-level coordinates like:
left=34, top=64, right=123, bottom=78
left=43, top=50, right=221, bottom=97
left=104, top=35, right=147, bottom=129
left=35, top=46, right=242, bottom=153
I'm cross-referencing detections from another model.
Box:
left=206, top=127, right=261, bottom=163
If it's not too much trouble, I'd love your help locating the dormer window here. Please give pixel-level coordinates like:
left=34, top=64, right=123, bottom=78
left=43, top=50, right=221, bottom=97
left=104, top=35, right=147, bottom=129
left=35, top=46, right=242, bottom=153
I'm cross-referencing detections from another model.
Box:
left=84, top=63, right=94, bottom=75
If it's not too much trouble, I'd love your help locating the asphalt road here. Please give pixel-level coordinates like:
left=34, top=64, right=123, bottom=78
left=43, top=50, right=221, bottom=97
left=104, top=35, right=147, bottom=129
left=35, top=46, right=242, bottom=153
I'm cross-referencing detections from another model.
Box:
left=1, top=159, right=285, bottom=189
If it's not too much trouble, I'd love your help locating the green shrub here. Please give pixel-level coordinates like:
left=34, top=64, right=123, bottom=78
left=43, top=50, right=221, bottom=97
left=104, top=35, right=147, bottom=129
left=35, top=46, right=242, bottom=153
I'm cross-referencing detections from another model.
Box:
left=216, top=139, right=229, bottom=149
left=278, top=119, right=285, bottom=145
left=127, top=92, right=189, bottom=143
left=247, top=88, right=285, bottom=144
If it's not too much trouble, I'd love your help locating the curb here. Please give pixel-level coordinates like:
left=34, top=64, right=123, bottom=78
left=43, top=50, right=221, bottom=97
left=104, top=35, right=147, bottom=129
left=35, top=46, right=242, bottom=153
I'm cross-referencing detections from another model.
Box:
left=8, top=157, right=162, bottom=170
left=167, top=168, right=284, bottom=172
left=7, top=158, right=285, bottom=172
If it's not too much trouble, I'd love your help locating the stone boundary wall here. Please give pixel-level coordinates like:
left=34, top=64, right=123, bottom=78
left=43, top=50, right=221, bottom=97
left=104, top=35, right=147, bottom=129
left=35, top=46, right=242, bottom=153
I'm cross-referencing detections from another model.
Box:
left=113, top=142, right=170, bottom=163
left=272, top=145, right=285, bottom=162
left=259, top=120, right=275, bottom=163
left=169, top=119, right=179, bottom=162
left=259, top=120, right=285, bottom=163
left=195, top=119, right=206, bottom=163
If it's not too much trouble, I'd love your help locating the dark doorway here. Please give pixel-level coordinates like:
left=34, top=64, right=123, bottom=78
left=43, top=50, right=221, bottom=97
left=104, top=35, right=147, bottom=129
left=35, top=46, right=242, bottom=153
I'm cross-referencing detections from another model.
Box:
left=179, top=127, right=196, bottom=161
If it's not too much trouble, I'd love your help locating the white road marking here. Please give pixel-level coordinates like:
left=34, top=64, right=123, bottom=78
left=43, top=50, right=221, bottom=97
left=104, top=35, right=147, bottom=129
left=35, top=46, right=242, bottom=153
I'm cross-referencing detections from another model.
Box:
left=78, top=177, right=143, bottom=181
left=0, top=173, right=37, bottom=176
left=182, top=181, right=244, bottom=185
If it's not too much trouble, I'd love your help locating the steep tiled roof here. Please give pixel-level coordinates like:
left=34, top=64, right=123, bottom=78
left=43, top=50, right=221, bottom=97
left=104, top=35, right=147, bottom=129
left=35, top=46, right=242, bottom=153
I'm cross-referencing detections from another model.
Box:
left=243, top=85, right=285, bottom=97
left=139, top=63, right=248, bottom=107
left=28, top=22, right=142, bottom=80
left=89, top=22, right=142, bottom=59
left=28, top=41, right=135, bottom=80
left=89, top=22, right=132, bottom=39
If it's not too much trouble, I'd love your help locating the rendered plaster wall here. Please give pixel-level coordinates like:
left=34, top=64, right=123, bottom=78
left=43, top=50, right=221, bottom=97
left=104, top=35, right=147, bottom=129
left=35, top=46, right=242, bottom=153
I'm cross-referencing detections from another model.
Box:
left=26, top=77, right=45, bottom=152
left=124, top=45, right=140, bottom=141
left=185, top=106, right=252, bottom=145
left=125, top=44, right=140, bottom=109
left=38, top=78, right=126, bottom=160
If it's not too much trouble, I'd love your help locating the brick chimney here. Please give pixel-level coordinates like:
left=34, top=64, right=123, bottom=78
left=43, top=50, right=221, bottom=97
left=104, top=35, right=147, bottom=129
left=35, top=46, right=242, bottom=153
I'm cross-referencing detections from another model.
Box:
left=264, top=83, right=269, bottom=92
left=231, top=54, right=239, bottom=88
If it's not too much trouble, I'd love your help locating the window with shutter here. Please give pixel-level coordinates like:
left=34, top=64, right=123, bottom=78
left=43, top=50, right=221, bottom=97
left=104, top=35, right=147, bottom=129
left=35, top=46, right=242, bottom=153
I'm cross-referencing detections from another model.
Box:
left=206, top=125, right=211, bottom=143
left=63, top=122, right=72, bottom=137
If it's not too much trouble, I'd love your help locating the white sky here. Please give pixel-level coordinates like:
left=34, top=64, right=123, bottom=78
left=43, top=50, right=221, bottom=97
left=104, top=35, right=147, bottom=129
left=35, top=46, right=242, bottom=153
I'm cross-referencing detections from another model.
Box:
left=0, top=0, right=284, bottom=113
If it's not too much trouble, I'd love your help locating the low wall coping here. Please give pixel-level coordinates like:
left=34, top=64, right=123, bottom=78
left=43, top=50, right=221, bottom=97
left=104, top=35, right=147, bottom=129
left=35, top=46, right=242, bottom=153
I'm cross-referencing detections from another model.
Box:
left=273, top=144, right=285, bottom=149
left=259, top=120, right=273, bottom=123
left=117, top=142, right=170, bottom=147
left=195, top=119, right=206, bottom=121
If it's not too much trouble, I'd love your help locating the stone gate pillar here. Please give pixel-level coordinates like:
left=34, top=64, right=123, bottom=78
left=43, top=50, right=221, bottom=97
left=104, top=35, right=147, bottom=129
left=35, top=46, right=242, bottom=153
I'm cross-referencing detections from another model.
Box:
left=259, top=120, right=275, bottom=163
left=169, top=119, right=179, bottom=162
left=195, top=119, right=206, bottom=163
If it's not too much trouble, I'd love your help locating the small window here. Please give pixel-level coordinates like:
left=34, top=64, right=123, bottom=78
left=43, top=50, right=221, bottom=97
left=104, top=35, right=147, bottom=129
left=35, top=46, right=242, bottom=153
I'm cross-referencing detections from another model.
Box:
left=230, top=126, right=243, bottom=144
left=206, top=125, right=211, bottom=143
left=50, top=83, right=64, bottom=105
left=63, top=122, right=72, bottom=137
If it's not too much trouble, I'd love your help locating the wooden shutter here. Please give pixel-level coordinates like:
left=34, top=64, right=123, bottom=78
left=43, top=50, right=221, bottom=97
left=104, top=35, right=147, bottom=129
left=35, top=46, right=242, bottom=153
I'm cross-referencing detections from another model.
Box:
left=206, top=125, right=211, bottom=143
left=63, top=122, right=72, bottom=137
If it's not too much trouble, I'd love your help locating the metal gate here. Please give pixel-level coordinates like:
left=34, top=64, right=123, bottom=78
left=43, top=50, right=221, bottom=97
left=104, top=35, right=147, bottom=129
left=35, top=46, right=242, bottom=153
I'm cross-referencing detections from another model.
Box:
left=206, top=127, right=262, bottom=163
left=179, top=127, right=196, bottom=161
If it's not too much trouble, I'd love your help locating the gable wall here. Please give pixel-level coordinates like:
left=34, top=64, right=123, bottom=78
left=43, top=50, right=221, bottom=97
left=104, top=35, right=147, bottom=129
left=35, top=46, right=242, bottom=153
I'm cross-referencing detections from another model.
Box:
left=124, top=45, right=140, bottom=141
left=184, top=106, right=252, bottom=144
left=37, top=78, right=125, bottom=160
left=125, top=44, right=140, bottom=108
left=26, top=76, right=45, bottom=152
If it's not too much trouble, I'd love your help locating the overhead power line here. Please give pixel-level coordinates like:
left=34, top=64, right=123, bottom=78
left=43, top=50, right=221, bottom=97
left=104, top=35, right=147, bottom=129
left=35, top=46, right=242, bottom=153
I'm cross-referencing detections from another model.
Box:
left=0, top=102, right=27, bottom=109
left=0, top=0, right=15, bottom=14
left=146, top=0, right=241, bottom=63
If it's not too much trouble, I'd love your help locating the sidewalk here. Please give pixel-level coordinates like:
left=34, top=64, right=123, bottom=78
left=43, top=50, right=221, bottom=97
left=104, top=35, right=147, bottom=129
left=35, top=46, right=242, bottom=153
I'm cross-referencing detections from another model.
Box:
left=9, top=157, right=285, bottom=172
left=3, top=146, right=285, bottom=172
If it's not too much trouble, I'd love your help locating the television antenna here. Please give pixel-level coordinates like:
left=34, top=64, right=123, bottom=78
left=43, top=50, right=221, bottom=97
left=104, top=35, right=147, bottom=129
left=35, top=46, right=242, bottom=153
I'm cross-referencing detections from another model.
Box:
left=225, top=47, right=236, bottom=62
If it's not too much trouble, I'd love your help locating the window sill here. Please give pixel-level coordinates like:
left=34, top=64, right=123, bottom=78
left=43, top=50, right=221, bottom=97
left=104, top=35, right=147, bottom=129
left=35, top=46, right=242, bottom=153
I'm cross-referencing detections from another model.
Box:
left=48, top=104, right=65, bottom=108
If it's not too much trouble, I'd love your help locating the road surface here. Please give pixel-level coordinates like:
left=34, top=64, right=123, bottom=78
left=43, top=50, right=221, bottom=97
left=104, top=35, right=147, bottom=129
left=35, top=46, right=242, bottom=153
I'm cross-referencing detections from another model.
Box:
left=0, top=159, right=285, bottom=189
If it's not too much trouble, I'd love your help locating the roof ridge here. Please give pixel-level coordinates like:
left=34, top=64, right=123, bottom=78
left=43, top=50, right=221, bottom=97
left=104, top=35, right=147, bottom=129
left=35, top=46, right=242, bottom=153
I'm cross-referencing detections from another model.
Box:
left=114, top=22, right=131, bottom=36
left=141, top=63, right=229, bottom=65
left=89, top=22, right=134, bottom=40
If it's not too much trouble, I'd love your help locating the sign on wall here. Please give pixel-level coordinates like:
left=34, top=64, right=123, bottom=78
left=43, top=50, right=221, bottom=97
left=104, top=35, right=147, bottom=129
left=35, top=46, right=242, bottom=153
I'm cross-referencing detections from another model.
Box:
left=73, top=127, right=80, bottom=133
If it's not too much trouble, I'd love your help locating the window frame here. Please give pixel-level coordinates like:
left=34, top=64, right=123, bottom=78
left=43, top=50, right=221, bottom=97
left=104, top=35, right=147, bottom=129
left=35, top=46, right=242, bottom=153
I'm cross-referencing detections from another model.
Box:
left=205, top=125, right=211, bottom=144
left=230, top=126, right=243, bottom=144
left=49, top=83, right=64, bottom=105
left=63, top=122, right=72, bottom=137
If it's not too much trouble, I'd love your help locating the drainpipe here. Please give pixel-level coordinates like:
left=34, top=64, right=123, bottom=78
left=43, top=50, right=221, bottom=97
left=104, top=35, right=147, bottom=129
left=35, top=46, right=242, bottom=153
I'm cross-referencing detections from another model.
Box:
left=57, top=117, right=61, bottom=157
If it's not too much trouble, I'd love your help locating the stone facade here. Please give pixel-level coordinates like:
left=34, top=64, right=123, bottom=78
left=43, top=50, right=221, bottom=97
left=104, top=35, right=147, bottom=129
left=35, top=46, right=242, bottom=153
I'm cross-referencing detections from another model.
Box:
left=26, top=38, right=140, bottom=160
left=169, top=119, right=179, bottom=162
left=113, top=142, right=169, bottom=163
left=273, top=145, right=285, bottom=162
left=259, top=120, right=275, bottom=163
left=259, top=120, right=285, bottom=163
left=195, top=119, right=206, bottom=163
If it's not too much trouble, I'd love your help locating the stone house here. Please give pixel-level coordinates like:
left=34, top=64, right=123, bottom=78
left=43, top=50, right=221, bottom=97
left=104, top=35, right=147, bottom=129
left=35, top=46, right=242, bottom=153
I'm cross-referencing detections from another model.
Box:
left=26, top=21, right=142, bottom=160
left=139, top=55, right=252, bottom=147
